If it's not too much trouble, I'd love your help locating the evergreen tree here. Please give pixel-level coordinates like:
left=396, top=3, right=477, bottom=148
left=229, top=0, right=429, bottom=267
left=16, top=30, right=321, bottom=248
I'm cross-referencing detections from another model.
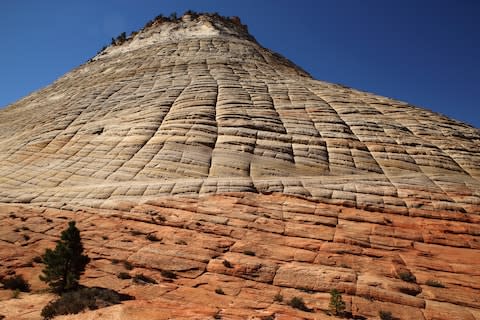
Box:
left=329, top=288, right=346, bottom=316
left=40, top=221, right=90, bottom=293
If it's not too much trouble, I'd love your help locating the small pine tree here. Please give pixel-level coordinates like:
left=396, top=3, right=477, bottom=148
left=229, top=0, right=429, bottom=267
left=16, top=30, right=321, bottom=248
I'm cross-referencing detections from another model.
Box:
left=39, top=221, right=90, bottom=293
left=329, top=288, right=346, bottom=316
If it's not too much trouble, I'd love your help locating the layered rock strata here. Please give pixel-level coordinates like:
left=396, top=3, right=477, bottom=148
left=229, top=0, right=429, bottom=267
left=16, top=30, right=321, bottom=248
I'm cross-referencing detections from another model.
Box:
left=0, top=193, right=479, bottom=319
left=0, top=13, right=479, bottom=320
left=0, top=14, right=478, bottom=214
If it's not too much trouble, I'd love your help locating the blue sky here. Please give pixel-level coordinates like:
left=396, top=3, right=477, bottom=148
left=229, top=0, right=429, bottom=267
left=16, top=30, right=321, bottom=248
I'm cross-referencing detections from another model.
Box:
left=0, top=0, right=478, bottom=128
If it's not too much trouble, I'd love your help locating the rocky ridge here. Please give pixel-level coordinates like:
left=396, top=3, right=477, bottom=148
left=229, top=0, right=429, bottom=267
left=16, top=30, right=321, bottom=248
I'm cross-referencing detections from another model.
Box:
left=0, top=12, right=479, bottom=320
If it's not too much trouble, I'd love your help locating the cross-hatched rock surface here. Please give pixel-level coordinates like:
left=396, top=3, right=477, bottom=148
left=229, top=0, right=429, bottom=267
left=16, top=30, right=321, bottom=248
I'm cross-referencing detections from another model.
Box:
left=0, top=13, right=478, bottom=212
left=0, top=13, right=479, bottom=320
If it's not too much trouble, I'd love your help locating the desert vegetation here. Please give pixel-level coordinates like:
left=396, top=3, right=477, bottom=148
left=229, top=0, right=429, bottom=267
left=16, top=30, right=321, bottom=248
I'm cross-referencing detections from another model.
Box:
left=0, top=274, right=30, bottom=292
left=36, top=221, right=131, bottom=319
left=329, top=289, right=346, bottom=316
left=39, top=221, right=90, bottom=293
left=288, top=296, right=310, bottom=312
left=41, top=287, right=132, bottom=320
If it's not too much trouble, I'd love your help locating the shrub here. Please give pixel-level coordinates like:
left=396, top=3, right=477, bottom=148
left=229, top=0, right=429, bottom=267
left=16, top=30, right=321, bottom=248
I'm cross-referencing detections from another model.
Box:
left=155, top=214, right=166, bottom=223
left=215, top=288, right=225, bottom=295
left=288, top=296, right=310, bottom=312
left=40, top=287, right=133, bottom=320
left=329, top=289, right=345, bottom=316
left=123, top=261, right=133, bottom=270
left=273, top=293, right=283, bottom=302
left=1, top=274, right=31, bottom=292
left=39, top=221, right=90, bottom=293
left=115, top=32, right=127, bottom=44
left=243, top=250, right=256, bottom=256
left=146, top=234, right=161, bottom=242
left=33, top=256, right=43, bottom=263
left=426, top=279, right=445, bottom=288
left=399, top=286, right=420, bottom=296
left=379, top=310, right=393, bottom=320
left=398, top=271, right=416, bottom=283
left=130, top=230, right=143, bottom=236
left=222, top=260, right=232, bottom=268
left=161, top=270, right=177, bottom=279
left=133, top=274, right=157, bottom=284
left=11, top=289, right=20, bottom=299
left=117, top=272, right=131, bottom=280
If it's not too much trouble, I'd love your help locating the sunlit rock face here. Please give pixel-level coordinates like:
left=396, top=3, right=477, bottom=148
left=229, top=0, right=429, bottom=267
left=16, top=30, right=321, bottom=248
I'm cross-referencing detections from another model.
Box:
left=0, top=13, right=479, bottom=320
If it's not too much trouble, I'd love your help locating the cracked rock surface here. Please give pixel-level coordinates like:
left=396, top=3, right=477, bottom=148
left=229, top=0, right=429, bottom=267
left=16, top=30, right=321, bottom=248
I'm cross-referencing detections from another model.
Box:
left=1, top=194, right=479, bottom=319
left=0, top=13, right=479, bottom=320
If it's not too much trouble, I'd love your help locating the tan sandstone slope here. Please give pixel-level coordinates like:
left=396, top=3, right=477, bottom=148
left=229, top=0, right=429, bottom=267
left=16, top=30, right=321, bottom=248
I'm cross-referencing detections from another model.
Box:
left=0, top=13, right=479, bottom=320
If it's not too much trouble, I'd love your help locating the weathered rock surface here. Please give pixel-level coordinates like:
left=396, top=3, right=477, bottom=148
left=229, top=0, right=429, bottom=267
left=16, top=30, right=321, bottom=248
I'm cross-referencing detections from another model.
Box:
left=0, top=193, right=479, bottom=319
left=0, top=12, right=479, bottom=320
left=0, top=14, right=478, bottom=214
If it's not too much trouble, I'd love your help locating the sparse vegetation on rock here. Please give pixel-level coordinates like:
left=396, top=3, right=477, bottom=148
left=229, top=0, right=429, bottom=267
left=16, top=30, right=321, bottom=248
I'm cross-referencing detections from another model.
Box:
left=243, top=250, right=256, bottom=256
left=11, top=289, right=20, bottom=299
left=161, top=270, right=177, bottom=279
left=41, top=287, right=133, bottom=320
left=0, top=274, right=30, bottom=292
left=146, top=233, right=161, bottom=242
left=426, top=279, right=445, bottom=288
left=398, top=286, right=421, bottom=296
left=379, top=310, right=393, bottom=320
left=273, top=293, right=283, bottom=302
left=329, top=289, right=346, bottom=316
left=222, top=260, right=233, bottom=268
left=133, top=273, right=157, bottom=285
left=123, top=260, right=134, bottom=270
left=398, top=271, right=416, bottom=283
left=117, top=272, right=132, bottom=280
left=288, top=296, right=310, bottom=312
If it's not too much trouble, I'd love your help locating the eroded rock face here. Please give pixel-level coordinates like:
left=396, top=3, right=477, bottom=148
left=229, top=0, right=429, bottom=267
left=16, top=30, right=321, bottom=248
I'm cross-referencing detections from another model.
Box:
left=0, top=12, right=479, bottom=320
left=0, top=193, right=479, bottom=319
left=0, top=14, right=478, bottom=213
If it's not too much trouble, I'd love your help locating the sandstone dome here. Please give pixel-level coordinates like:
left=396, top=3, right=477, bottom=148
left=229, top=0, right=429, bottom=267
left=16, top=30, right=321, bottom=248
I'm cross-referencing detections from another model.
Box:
left=0, top=13, right=479, bottom=320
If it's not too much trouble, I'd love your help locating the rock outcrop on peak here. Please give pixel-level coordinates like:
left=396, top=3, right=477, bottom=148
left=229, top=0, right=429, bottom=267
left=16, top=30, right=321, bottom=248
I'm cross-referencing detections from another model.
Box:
left=0, top=12, right=479, bottom=320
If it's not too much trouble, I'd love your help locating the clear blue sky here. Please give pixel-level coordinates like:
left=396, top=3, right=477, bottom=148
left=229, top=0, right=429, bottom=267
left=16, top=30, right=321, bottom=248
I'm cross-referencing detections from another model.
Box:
left=0, top=0, right=478, bottom=128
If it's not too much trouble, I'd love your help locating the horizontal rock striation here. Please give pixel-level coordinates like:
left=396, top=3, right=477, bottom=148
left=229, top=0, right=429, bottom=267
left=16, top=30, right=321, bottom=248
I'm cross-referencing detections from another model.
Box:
left=0, top=14, right=478, bottom=214
left=0, top=12, right=479, bottom=320
left=0, top=193, right=479, bottom=319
